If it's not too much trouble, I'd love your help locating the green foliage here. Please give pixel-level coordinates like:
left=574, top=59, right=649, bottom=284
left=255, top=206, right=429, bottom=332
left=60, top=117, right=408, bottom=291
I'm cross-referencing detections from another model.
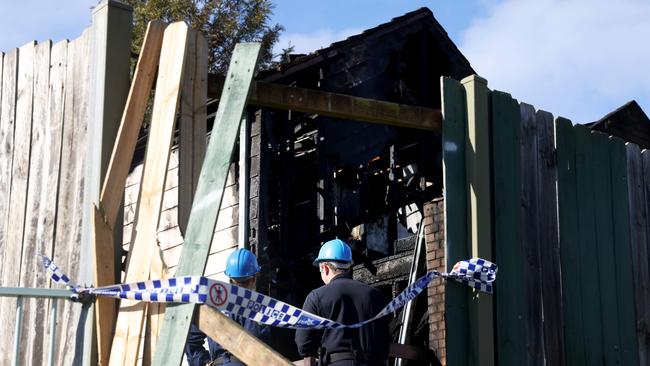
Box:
left=124, top=0, right=283, bottom=72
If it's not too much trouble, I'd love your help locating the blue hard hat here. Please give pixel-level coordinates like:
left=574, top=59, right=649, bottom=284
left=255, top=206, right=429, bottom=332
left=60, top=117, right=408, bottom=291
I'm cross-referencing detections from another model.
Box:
left=225, top=248, right=261, bottom=279
left=313, top=239, right=353, bottom=266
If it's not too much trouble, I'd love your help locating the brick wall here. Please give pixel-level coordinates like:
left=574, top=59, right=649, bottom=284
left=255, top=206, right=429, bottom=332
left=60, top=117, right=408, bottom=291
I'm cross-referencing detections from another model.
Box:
left=424, top=198, right=446, bottom=365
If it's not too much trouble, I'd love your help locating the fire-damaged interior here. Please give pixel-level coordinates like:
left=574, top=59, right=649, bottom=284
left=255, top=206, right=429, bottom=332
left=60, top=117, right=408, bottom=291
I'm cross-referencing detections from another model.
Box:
left=246, top=8, right=474, bottom=361
left=128, top=7, right=475, bottom=364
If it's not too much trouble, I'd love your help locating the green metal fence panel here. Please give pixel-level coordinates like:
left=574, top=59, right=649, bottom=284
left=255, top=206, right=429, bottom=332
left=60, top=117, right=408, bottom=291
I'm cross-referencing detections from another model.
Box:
left=575, top=124, right=604, bottom=365
left=491, top=90, right=526, bottom=365
left=609, top=137, right=640, bottom=365
left=441, top=76, right=469, bottom=366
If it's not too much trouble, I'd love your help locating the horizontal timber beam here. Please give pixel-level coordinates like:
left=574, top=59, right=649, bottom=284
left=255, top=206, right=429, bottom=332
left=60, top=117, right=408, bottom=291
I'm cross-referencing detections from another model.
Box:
left=208, top=74, right=441, bottom=132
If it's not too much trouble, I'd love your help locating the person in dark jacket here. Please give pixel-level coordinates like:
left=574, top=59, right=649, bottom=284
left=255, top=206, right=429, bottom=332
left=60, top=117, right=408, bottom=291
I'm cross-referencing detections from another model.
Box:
left=185, top=248, right=270, bottom=366
left=295, top=239, right=390, bottom=366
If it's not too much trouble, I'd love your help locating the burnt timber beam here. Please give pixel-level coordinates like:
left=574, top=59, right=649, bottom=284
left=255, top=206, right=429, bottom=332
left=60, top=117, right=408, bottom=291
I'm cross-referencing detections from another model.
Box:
left=208, top=74, right=442, bottom=132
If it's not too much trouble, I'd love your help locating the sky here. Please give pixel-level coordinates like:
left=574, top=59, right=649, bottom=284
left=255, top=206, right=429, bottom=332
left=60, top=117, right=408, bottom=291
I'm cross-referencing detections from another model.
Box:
left=0, top=0, right=648, bottom=124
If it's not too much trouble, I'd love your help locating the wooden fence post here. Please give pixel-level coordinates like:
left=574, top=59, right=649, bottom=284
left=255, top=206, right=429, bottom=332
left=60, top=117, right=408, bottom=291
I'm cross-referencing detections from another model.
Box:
left=461, top=75, right=494, bottom=366
left=83, top=1, right=132, bottom=364
left=152, top=42, right=262, bottom=366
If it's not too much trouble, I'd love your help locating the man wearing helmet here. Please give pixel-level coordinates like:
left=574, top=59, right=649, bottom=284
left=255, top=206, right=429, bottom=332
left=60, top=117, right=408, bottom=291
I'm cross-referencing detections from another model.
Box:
left=185, top=248, right=270, bottom=366
left=295, top=239, right=390, bottom=366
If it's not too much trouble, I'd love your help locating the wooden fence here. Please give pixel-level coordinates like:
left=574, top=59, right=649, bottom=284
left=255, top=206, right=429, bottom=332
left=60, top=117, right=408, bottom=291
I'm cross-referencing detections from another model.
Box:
left=0, top=31, right=91, bottom=366
left=442, top=76, right=650, bottom=365
left=0, top=1, right=132, bottom=364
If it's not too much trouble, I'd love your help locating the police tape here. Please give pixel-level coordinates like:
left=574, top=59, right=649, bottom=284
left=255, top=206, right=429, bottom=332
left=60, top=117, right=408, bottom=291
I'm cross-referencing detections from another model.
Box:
left=42, top=256, right=497, bottom=329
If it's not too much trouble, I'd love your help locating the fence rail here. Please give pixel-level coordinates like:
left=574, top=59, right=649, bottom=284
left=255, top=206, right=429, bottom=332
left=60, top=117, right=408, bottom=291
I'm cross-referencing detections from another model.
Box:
left=0, top=288, right=72, bottom=366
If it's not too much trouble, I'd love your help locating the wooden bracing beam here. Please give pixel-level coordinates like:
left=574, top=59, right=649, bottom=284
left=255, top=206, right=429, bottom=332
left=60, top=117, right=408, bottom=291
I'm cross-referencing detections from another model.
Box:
left=152, top=42, right=262, bottom=366
left=109, top=22, right=189, bottom=366
left=92, top=21, right=166, bottom=366
left=208, top=74, right=442, bottom=132
left=196, top=306, right=292, bottom=366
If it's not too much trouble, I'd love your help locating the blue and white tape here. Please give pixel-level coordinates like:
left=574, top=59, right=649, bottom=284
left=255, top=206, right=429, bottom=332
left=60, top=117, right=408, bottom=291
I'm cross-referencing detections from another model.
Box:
left=41, top=255, right=497, bottom=329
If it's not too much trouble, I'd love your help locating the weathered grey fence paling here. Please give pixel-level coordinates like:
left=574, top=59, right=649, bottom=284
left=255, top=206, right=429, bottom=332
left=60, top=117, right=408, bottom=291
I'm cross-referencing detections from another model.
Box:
left=0, top=30, right=91, bottom=365
left=442, top=74, right=647, bottom=365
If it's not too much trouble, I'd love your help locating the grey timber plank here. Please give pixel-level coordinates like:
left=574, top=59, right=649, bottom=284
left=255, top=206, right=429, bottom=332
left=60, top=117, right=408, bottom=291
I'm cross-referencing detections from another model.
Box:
left=610, top=137, right=639, bottom=366
left=441, top=76, right=469, bottom=366
left=591, top=131, right=621, bottom=365
left=109, top=22, right=188, bottom=366
left=152, top=42, right=261, bottom=366
left=18, top=40, right=51, bottom=366
left=1, top=42, right=35, bottom=366
left=556, top=117, right=586, bottom=365
left=535, top=110, right=564, bottom=365
left=574, top=124, right=604, bottom=365
left=0, top=48, right=17, bottom=366
left=626, top=144, right=649, bottom=365
left=52, top=30, right=90, bottom=366
left=38, top=39, right=67, bottom=366
left=520, top=103, right=544, bottom=365
left=491, top=90, right=526, bottom=365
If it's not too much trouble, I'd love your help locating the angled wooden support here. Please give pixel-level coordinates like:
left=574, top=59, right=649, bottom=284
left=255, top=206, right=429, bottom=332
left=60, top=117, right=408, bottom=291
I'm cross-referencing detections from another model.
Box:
left=143, top=29, right=209, bottom=363
left=109, top=22, right=188, bottom=366
left=152, top=42, right=262, bottom=366
left=91, top=21, right=165, bottom=366
left=208, top=74, right=442, bottom=132
left=196, top=306, right=292, bottom=366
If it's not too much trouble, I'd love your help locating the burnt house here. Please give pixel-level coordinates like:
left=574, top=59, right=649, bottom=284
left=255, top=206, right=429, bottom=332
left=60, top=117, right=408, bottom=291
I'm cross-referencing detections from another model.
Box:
left=587, top=100, right=650, bottom=149
left=124, top=6, right=474, bottom=363
left=245, top=7, right=474, bottom=359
